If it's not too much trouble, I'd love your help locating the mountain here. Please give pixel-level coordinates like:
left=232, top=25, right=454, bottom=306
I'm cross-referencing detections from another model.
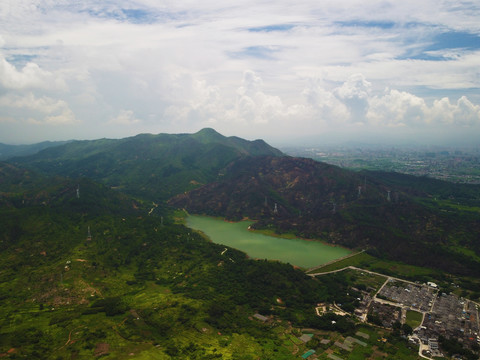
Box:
left=0, top=162, right=370, bottom=359
left=169, top=156, right=480, bottom=276
left=0, top=162, right=140, bottom=216
left=10, top=128, right=282, bottom=200
left=2, top=131, right=479, bottom=358
left=8, top=129, right=480, bottom=275
left=0, top=141, right=70, bottom=160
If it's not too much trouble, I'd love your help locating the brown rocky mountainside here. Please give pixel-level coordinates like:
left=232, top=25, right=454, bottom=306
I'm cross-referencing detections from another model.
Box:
left=169, top=156, right=480, bottom=275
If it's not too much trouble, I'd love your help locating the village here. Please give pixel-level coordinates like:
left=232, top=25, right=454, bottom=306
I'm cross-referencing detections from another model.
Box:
left=282, top=266, right=480, bottom=359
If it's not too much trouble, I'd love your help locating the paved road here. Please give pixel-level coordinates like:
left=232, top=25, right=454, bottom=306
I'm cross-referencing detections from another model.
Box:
left=308, top=263, right=480, bottom=359
left=308, top=265, right=423, bottom=288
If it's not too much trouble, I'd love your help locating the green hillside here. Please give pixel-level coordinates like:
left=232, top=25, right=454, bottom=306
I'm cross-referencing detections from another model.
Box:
left=0, top=141, right=70, bottom=161
left=2, top=130, right=480, bottom=358
left=10, top=128, right=282, bottom=201
left=169, top=156, right=480, bottom=277
left=2, top=163, right=418, bottom=359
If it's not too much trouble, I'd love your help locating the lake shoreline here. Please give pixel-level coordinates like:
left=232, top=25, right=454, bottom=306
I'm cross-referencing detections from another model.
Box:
left=187, top=212, right=350, bottom=251
left=185, top=214, right=352, bottom=268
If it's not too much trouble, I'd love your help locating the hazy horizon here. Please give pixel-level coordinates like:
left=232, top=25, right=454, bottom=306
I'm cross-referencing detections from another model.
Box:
left=1, top=1, right=479, bottom=146
left=2, top=127, right=480, bottom=150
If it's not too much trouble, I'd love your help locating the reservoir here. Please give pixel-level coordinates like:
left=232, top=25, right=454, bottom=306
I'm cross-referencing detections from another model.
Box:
left=186, top=215, right=351, bottom=268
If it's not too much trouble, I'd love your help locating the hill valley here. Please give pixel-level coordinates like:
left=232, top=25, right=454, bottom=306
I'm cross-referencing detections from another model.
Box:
left=1, top=129, right=480, bottom=359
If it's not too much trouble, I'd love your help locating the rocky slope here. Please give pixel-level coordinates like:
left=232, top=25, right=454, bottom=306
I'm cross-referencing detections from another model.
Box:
left=169, top=156, right=480, bottom=275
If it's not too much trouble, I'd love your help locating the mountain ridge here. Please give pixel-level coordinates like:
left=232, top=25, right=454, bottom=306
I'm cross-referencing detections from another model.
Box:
left=9, top=128, right=282, bottom=201
left=7, top=129, right=480, bottom=275
left=2, top=129, right=480, bottom=358
left=168, top=155, right=480, bottom=276
left=0, top=160, right=366, bottom=359
left=0, top=140, right=71, bottom=160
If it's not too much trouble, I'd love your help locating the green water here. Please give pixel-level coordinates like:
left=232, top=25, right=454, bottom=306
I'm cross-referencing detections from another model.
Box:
left=186, top=215, right=351, bottom=268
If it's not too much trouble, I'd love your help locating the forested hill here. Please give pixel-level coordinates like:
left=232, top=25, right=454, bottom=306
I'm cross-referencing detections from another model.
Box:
left=7, top=127, right=480, bottom=276
left=9, top=128, right=282, bottom=201
left=0, top=140, right=70, bottom=161
left=2, top=130, right=480, bottom=358
left=0, top=161, right=361, bottom=359
left=0, top=162, right=140, bottom=216
left=169, top=156, right=480, bottom=276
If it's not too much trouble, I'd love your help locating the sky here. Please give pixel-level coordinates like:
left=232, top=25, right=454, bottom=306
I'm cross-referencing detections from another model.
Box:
left=0, top=0, right=480, bottom=146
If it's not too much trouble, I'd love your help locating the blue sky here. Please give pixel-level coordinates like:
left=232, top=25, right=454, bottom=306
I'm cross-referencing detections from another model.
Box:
left=0, top=0, right=479, bottom=145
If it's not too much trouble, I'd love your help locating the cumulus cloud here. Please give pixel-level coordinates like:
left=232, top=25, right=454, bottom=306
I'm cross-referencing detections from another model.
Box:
left=367, top=89, right=428, bottom=127
left=366, top=89, right=480, bottom=128
left=430, top=96, right=480, bottom=126
left=163, top=76, right=224, bottom=129
left=237, top=70, right=263, bottom=96
left=335, top=74, right=372, bottom=123
left=0, top=55, right=66, bottom=90
left=108, top=109, right=142, bottom=125
left=226, top=70, right=286, bottom=125
left=158, top=69, right=480, bottom=141
left=0, top=93, right=77, bottom=125
left=1, top=0, right=480, bottom=143
left=335, top=74, right=372, bottom=100
left=452, top=96, right=480, bottom=126
left=163, top=70, right=287, bottom=129
left=301, top=79, right=349, bottom=124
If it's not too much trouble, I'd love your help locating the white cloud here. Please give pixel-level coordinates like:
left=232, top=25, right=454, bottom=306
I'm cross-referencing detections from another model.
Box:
left=334, top=74, right=372, bottom=123
left=335, top=74, right=372, bottom=101
left=0, top=55, right=66, bottom=90
left=430, top=96, right=480, bottom=126
left=108, top=109, right=142, bottom=125
left=0, top=0, right=480, bottom=143
left=237, top=70, right=263, bottom=96
left=0, top=93, right=77, bottom=125
left=41, top=109, right=76, bottom=125
left=453, top=96, right=480, bottom=126
left=367, top=89, right=428, bottom=127
left=164, top=71, right=287, bottom=129
left=367, top=89, right=480, bottom=128
left=429, top=97, right=456, bottom=125
left=302, top=79, right=350, bottom=124
left=163, top=76, right=224, bottom=129
left=227, top=70, right=286, bottom=125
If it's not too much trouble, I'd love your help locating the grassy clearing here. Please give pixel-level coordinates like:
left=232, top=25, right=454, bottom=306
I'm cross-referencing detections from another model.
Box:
left=437, top=200, right=480, bottom=213
left=306, top=252, right=442, bottom=282
left=311, top=325, right=421, bottom=360
left=289, top=333, right=304, bottom=345
left=342, top=268, right=388, bottom=293
left=405, top=310, right=424, bottom=329
left=306, top=252, right=373, bottom=274
left=446, top=245, right=480, bottom=262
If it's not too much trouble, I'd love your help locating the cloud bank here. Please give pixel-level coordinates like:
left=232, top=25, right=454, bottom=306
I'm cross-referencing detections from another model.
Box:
left=0, top=0, right=479, bottom=145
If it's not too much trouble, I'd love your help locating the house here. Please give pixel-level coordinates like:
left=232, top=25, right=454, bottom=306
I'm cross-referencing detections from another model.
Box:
left=252, top=313, right=268, bottom=322
left=301, top=349, right=316, bottom=359
left=299, top=334, right=313, bottom=343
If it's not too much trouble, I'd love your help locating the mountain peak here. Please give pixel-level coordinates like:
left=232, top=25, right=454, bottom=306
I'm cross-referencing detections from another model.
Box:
left=196, top=127, right=221, bottom=135
left=192, top=128, right=225, bottom=142
left=10, top=129, right=282, bottom=200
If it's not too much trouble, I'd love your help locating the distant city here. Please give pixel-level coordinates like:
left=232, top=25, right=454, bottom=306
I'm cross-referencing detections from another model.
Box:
left=282, top=145, right=480, bottom=184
